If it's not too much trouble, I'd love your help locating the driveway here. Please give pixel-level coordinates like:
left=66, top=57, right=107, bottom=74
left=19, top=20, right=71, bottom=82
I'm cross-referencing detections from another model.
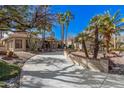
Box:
left=20, top=51, right=124, bottom=88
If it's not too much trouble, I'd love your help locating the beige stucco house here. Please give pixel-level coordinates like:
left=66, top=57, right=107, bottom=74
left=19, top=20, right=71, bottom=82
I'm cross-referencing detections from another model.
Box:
left=2, top=31, right=39, bottom=51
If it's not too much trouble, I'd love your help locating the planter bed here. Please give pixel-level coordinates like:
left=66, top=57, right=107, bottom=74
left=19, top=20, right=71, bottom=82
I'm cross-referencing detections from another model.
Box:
left=64, top=50, right=109, bottom=73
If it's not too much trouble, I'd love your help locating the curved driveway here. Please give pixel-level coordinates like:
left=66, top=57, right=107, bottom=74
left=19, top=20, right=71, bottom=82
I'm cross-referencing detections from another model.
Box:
left=20, top=51, right=124, bottom=88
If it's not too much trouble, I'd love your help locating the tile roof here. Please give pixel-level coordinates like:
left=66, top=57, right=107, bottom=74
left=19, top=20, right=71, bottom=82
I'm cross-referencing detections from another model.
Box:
left=2, top=31, right=38, bottom=41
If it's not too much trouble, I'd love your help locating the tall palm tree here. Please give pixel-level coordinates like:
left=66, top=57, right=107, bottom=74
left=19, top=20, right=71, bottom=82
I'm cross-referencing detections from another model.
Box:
left=57, top=13, right=66, bottom=47
left=65, top=11, right=74, bottom=47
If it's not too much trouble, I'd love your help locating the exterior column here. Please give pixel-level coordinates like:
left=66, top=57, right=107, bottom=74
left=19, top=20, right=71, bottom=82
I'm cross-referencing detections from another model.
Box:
left=13, top=38, right=15, bottom=51
left=22, top=39, right=26, bottom=51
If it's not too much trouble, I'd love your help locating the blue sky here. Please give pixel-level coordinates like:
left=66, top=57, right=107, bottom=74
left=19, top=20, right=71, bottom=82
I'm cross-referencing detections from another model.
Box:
left=50, top=5, right=124, bottom=40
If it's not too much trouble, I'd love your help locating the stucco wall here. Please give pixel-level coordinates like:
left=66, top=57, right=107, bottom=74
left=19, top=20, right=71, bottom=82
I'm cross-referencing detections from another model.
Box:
left=64, top=51, right=109, bottom=73
left=5, top=38, right=14, bottom=51
left=4, top=38, right=27, bottom=51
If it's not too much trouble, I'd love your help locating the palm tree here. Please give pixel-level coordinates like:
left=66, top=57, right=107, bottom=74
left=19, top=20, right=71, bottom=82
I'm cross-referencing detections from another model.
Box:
left=100, top=10, right=124, bottom=53
left=86, top=15, right=103, bottom=59
left=65, top=11, right=74, bottom=47
left=75, top=32, right=89, bottom=58
left=57, top=13, right=66, bottom=47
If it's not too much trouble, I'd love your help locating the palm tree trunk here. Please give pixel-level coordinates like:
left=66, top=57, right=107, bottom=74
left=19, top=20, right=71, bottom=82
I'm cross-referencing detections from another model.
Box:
left=61, top=24, right=64, bottom=48
left=113, top=34, right=116, bottom=49
left=82, top=38, right=89, bottom=58
left=106, top=40, right=109, bottom=53
left=105, top=35, right=111, bottom=53
left=65, top=24, right=68, bottom=48
left=93, top=25, right=99, bottom=59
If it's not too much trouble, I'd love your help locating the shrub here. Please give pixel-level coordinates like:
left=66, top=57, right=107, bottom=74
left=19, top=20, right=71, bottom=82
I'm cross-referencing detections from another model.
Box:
left=0, top=81, right=7, bottom=88
left=68, top=44, right=74, bottom=49
left=6, top=51, right=14, bottom=57
left=0, top=60, right=21, bottom=81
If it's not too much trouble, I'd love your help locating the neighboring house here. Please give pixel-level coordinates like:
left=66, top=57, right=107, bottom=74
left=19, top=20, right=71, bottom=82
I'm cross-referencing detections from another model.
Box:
left=1, top=31, right=39, bottom=51
left=67, top=39, right=73, bottom=46
left=112, top=35, right=124, bottom=49
left=117, top=35, right=124, bottom=43
left=46, top=36, right=57, bottom=49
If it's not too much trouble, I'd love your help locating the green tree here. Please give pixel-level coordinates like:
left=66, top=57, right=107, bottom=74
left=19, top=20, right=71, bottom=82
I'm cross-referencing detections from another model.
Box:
left=75, top=32, right=90, bottom=58
left=86, top=15, right=103, bottom=59
left=0, top=5, right=55, bottom=51
left=65, top=11, right=74, bottom=47
left=99, top=10, right=124, bottom=52
left=34, top=6, right=54, bottom=49
left=0, top=6, right=29, bottom=31
left=57, top=13, right=66, bottom=47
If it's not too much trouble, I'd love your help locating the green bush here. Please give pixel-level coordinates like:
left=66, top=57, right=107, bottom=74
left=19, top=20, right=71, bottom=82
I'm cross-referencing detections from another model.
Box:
left=0, top=60, right=21, bottom=81
left=0, top=81, right=7, bottom=88
left=68, top=44, right=74, bottom=49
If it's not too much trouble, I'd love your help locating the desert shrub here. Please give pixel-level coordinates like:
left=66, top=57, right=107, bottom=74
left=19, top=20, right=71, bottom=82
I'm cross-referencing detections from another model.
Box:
left=6, top=51, right=14, bottom=57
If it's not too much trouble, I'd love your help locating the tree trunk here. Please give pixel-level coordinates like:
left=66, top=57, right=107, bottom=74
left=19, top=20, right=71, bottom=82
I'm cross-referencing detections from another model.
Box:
left=113, top=34, right=116, bottom=49
left=43, top=6, right=46, bottom=49
left=105, top=34, right=111, bottom=53
left=106, top=39, right=109, bottom=53
left=61, top=24, right=64, bottom=48
left=82, top=38, right=89, bottom=58
left=65, top=24, right=68, bottom=48
left=93, top=26, right=99, bottom=59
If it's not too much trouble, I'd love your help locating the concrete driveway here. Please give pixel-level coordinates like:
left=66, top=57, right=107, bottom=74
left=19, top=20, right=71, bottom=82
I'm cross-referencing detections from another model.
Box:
left=20, top=51, right=124, bottom=88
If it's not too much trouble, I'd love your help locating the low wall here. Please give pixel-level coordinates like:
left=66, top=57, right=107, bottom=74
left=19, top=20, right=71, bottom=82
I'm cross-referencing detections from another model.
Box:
left=0, top=46, right=6, bottom=51
left=64, top=50, right=109, bottom=73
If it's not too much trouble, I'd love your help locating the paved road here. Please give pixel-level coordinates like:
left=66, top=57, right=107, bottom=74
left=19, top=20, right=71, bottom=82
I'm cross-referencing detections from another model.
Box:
left=20, top=51, right=124, bottom=88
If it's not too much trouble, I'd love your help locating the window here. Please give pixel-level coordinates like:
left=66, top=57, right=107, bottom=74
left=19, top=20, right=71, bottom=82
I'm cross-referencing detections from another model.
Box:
left=15, top=39, right=22, bottom=48
left=26, top=40, right=29, bottom=48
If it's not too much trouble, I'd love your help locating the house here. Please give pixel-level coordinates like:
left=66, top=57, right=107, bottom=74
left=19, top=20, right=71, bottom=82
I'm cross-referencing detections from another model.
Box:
left=112, top=35, right=124, bottom=49
left=1, top=31, right=39, bottom=51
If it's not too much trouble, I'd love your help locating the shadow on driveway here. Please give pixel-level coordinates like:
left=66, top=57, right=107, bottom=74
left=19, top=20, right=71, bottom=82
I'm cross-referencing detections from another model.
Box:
left=20, top=52, right=124, bottom=88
